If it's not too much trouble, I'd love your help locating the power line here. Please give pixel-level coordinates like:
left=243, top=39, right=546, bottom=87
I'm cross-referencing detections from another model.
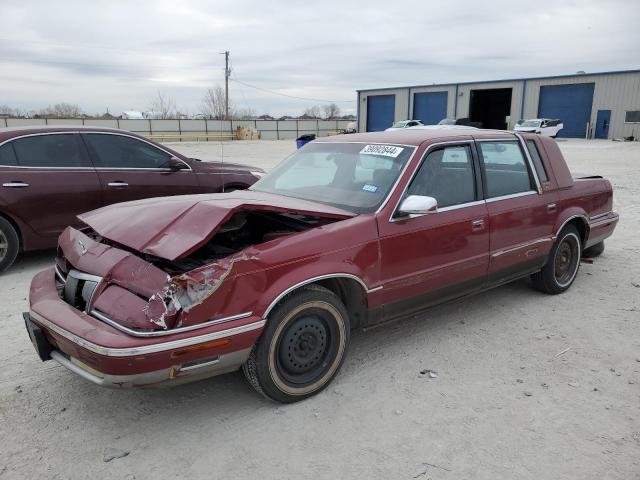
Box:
left=229, top=77, right=355, bottom=103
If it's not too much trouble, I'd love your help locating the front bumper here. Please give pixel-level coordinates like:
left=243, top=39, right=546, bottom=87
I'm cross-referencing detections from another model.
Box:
left=26, top=268, right=265, bottom=388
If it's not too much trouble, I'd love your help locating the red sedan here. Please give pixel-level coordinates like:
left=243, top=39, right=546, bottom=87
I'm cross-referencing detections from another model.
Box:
left=25, top=129, right=618, bottom=402
left=0, top=126, right=263, bottom=271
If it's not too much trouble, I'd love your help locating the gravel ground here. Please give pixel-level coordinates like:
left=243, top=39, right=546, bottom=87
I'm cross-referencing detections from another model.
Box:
left=0, top=139, right=638, bottom=480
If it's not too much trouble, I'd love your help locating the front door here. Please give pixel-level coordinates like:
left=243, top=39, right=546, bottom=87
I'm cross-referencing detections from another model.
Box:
left=377, top=142, right=490, bottom=320
left=0, top=133, right=102, bottom=239
left=81, top=133, right=200, bottom=205
left=595, top=110, right=611, bottom=139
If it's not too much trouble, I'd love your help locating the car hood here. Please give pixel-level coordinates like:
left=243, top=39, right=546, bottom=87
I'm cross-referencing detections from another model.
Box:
left=191, top=160, right=264, bottom=173
left=78, top=190, right=355, bottom=261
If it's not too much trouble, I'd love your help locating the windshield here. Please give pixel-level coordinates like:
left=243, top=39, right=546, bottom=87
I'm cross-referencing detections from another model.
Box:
left=250, top=142, right=415, bottom=213
left=438, top=118, right=455, bottom=125
left=521, top=120, right=541, bottom=127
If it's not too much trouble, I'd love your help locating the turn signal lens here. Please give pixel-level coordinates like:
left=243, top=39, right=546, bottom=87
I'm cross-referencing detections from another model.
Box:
left=171, top=339, right=230, bottom=358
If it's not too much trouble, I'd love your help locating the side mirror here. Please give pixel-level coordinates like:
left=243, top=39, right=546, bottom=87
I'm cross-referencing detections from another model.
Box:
left=168, top=157, right=187, bottom=170
left=397, top=195, right=438, bottom=218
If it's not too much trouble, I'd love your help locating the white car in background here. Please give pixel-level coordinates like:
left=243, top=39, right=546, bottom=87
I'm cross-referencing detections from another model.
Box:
left=514, top=118, right=563, bottom=137
left=385, top=119, right=424, bottom=130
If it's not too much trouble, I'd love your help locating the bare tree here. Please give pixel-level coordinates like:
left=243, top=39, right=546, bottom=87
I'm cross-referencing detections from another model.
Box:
left=0, top=104, right=15, bottom=116
left=202, top=86, right=231, bottom=120
left=149, top=91, right=176, bottom=119
left=38, top=103, right=83, bottom=118
left=303, top=105, right=322, bottom=118
left=323, top=103, right=341, bottom=120
left=234, top=107, right=256, bottom=120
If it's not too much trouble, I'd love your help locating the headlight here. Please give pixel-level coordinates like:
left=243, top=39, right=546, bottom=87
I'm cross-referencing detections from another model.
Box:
left=250, top=171, right=264, bottom=180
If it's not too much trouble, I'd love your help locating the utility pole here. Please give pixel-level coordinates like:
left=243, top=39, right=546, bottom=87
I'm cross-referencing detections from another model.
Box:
left=223, top=50, right=230, bottom=120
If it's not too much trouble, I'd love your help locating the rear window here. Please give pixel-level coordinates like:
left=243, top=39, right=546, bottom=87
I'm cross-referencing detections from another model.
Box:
left=12, top=134, right=86, bottom=168
left=525, top=139, right=549, bottom=183
left=0, top=143, right=18, bottom=166
left=479, top=141, right=535, bottom=198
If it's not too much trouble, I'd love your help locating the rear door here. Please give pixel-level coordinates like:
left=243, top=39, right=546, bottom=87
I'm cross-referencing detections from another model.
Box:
left=0, top=133, right=102, bottom=239
left=81, top=133, right=200, bottom=205
left=477, top=138, right=557, bottom=283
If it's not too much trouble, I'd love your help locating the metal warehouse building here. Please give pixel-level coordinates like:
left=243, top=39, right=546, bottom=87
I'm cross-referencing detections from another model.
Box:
left=357, top=69, right=640, bottom=139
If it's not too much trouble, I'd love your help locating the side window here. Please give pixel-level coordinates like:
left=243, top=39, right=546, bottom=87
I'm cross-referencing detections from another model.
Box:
left=479, top=141, right=534, bottom=198
left=406, top=145, right=476, bottom=208
left=84, top=134, right=172, bottom=168
left=525, top=139, right=548, bottom=182
left=0, top=143, right=18, bottom=166
left=12, top=134, right=86, bottom=168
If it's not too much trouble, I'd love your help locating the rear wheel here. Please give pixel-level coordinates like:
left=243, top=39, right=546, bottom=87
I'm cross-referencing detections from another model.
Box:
left=0, top=217, right=19, bottom=273
left=243, top=285, right=350, bottom=403
left=531, top=225, right=581, bottom=294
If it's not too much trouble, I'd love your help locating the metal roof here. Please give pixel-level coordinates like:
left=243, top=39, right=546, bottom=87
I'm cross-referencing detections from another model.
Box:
left=356, top=68, right=640, bottom=93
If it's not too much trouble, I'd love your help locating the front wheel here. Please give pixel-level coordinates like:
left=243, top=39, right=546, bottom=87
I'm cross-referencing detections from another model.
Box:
left=243, top=285, right=350, bottom=403
left=531, top=225, right=581, bottom=294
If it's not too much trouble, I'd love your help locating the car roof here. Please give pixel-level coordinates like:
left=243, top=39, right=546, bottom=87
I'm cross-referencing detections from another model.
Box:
left=316, top=128, right=516, bottom=146
left=0, top=125, right=143, bottom=143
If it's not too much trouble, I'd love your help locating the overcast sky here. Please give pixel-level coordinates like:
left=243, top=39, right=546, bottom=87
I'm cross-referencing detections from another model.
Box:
left=1, top=0, right=638, bottom=117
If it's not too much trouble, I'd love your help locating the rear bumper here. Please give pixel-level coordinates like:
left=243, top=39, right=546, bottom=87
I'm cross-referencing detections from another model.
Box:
left=26, top=268, right=265, bottom=388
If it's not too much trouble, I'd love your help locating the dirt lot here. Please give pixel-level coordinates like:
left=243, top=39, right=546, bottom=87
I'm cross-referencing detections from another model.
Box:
left=0, top=139, right=638, bottom=479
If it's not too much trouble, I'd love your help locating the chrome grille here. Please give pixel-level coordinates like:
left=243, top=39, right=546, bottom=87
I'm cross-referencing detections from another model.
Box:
left=59, top=269, right=102, bottom=312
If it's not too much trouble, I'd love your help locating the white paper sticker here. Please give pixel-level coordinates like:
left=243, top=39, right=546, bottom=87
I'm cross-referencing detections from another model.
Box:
left=359, top=144, right=404, bottom=158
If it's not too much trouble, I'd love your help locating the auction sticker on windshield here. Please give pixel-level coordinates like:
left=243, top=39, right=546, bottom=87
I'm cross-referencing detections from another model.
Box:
left=360, top=145, right=404, bottom=158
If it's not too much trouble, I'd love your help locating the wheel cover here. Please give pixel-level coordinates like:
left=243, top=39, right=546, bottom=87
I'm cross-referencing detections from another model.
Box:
left=554, top=233, right=579, bottom=287
left=278, top=314, right=330, bottom=382
left=268, top=301, right=346, bottom=396
left=0, top=229, right=7, bottom=261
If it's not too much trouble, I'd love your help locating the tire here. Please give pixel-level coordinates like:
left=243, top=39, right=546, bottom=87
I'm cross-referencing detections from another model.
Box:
left=582, top=241, right=604, bottom=258
left=531, top=225, right=581, bottom=294
left=243, top=284, right=350, bottom=403
left=0, top=217, right=19, bottom=273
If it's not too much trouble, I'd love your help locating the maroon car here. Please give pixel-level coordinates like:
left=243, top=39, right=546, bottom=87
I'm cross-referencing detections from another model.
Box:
left=0, top=126, right=263, bottom=271
left=25, top=129, right=618, bottom=403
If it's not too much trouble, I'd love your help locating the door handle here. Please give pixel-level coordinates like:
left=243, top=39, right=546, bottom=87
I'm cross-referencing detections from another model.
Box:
left=2, top=182, right=29, bottom=188
left=471, top=219, right=485, bottom=231
left=107, top=181, right=129, bottom=187
left=547, top=203, right=557, bottom=213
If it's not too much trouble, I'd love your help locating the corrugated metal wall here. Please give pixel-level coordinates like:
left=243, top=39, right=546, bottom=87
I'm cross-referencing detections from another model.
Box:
left=522, top=72, right=640, bottom=139
left=358, top=70, right=640, bottom=139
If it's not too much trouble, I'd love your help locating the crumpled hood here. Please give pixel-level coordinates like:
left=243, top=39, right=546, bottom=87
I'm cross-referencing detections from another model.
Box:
left=78, top=190, right=355, bottom=261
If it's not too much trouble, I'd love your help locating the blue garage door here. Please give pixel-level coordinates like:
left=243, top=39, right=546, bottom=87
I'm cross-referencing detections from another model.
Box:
left=413, top=92, right=448, bottom=125
left=538, top=83, right=595, bottom=138
left=366, top=94, right=395, bottom=132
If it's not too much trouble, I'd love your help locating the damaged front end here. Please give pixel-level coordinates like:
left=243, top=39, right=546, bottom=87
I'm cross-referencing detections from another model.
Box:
left=57, top=206, right=346, bottom=334
left=26, top=193, right=354, bottom=387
